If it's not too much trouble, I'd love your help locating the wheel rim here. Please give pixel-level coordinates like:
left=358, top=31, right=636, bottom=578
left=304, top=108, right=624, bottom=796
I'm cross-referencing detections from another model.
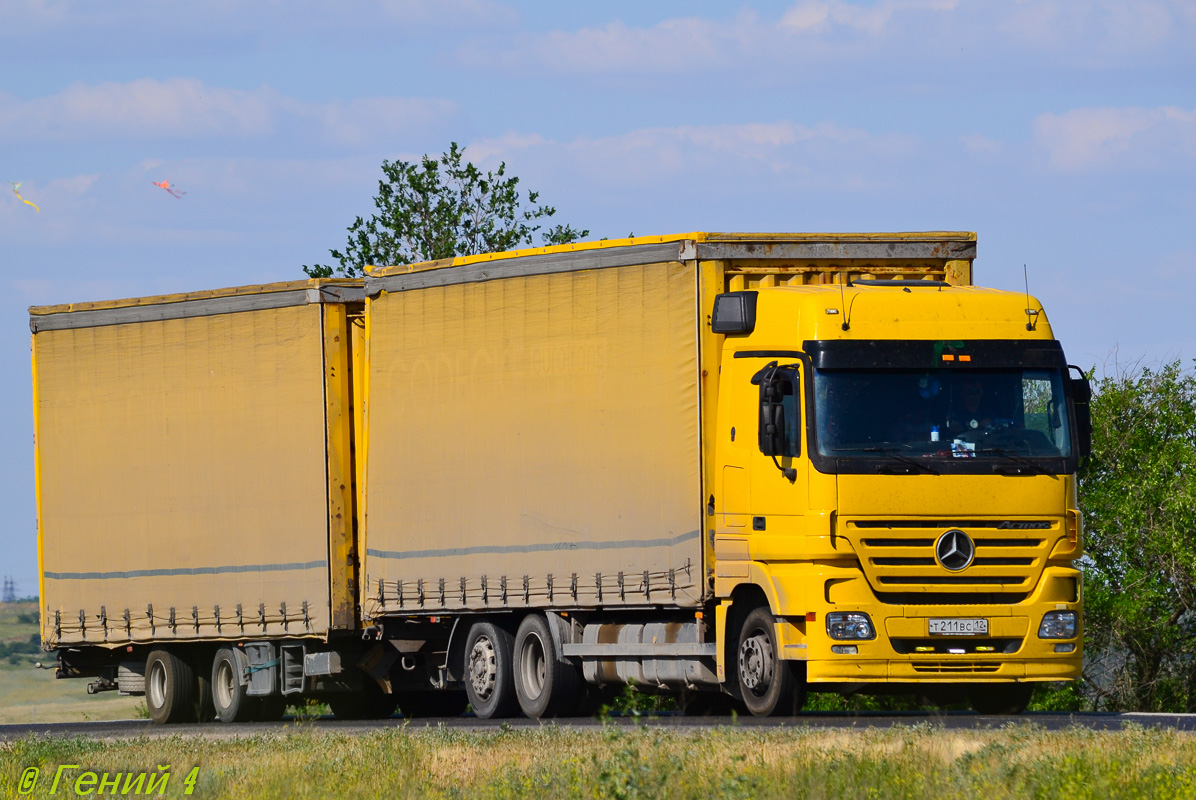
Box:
left=215, top=658, right=236, bottom=711
left=738, top=630, right=774, bottom=695
left=519, top=632, right=547, bottom=701
left=147, top=660, right=167, bottom=710
left=468, top=636, right=498, bottom=701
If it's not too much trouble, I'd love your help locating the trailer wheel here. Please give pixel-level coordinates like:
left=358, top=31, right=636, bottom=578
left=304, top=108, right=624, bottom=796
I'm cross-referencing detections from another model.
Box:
left=968, top=683, right=1032, bottom=715
left=211, top=647, right=256, bottom=723
left=513, top=614, right=581, bottom=718
left=734, top=607, right=804, bottom=717
left=145, top=650, right=197, bottom=724
left=463, top=621, right=518, bottom=718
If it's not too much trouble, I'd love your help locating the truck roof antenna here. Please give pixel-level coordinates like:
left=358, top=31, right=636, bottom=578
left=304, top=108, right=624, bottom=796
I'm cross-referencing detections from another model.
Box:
left=1023, top=264, right=1038, bottom=331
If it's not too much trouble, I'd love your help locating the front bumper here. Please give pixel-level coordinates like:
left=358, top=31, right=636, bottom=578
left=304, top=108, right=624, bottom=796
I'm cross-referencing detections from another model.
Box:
left=763, top=561, right=1083, bottom=684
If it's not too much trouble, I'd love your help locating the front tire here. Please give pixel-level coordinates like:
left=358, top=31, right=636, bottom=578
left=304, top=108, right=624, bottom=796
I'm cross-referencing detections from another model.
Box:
left=145, top=649, right=198, bottom=725
left=734, top=607, right=805, bottom=717
left=463, top=621, right=518, bottom=719
left=513, top=614, right=582, bottom=718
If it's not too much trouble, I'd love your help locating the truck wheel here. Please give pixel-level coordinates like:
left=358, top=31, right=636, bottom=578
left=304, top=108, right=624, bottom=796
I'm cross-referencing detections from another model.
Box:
left=968, top=683, right=1032, bottom=715
left=513, top=614, right=582, bottom=718
left=145, top=650, right=197, bottom=724
left=211, top=647, right=255, bottom=723
left=734, top=607, right=804, bottom=717
left=463, top=621, right=518, bottom=718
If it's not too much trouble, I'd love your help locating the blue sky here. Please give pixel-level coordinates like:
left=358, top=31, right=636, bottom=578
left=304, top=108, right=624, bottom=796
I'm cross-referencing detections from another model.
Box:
left=3, top=0, right=1195, bottom=595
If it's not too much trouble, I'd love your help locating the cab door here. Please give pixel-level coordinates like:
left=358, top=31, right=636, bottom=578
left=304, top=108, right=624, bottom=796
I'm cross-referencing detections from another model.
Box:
left=714, top=355, right=757, bottom=531
left=747, top=361, right=809, bottom=538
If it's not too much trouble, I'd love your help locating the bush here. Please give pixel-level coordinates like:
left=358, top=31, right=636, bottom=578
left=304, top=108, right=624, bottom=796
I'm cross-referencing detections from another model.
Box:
left=1079, top=359, right=1196, bottom=711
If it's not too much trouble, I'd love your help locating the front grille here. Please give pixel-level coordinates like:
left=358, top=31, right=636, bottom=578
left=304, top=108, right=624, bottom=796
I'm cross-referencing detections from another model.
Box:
left=847, top=517, right=1057, bottom=605
left=853, top=520, right=1052, bottom=530
left=878, top=576, right=1026, bottom=585
left=876, top=591, right=1029, bottom=605
left=911, top=662, right=1000, bottom=674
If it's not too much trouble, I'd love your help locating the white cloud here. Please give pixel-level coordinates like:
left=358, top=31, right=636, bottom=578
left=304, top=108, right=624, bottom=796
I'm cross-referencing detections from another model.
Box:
left=997, top=0, right=1186, bottom=53
left=779, top=0, right=957, bottom=36
left=466, top=121, right=918, bottom=193
left=0, top=0, right=513, bottom=43
left=469, top=16, right=735, bottom=75
left=961, top=134, right=1002, bottom=156
left=1034, top=105, right=1196, bottom=171
left=460, top=0, right=1195, bottom=77
left=0, top=79, right=456, bottom=145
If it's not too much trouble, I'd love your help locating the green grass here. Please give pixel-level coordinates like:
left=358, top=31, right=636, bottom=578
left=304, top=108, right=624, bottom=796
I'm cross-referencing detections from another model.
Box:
left=0, top=602, right=145, bottom=724
left=2, top=724, right=1195, bottom=799
left=0, top=602, right=41, bottom=645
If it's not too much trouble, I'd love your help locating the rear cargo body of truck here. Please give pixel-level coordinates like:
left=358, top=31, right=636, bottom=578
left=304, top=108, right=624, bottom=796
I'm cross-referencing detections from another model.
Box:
left=31, top=233, right=1090, bottom=722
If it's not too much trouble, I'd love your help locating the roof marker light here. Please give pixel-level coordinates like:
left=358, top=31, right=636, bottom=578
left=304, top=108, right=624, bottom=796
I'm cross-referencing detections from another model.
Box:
left=942, top=354, right=955, bottom=361
left=959, top=355, right=971, bottom=362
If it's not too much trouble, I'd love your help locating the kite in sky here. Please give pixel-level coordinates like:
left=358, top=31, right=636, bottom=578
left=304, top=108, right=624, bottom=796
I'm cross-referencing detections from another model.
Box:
left=153, top=180, right=186, bottom=199
left=9, top=182, right=39, bottom=212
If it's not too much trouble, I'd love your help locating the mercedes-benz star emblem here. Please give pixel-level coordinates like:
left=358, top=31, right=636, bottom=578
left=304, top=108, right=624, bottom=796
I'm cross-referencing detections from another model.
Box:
left=935, top=529, right=975, bottom=571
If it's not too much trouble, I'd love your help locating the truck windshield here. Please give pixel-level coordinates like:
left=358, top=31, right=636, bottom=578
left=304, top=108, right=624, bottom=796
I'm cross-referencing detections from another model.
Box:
left=813, top=368, right=1072, bottom=461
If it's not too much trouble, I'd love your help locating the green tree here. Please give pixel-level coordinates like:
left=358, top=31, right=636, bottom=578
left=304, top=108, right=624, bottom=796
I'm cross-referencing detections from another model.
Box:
left=1079, top=359, right=1196, bottom=711
left=305, top=142, right=588, bottom=277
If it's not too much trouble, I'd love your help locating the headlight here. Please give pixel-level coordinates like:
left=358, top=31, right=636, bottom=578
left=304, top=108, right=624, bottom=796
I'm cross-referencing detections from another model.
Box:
left=1038, top=611, right=1077, bottom=639
left=826, top=611, right=876, bottom=640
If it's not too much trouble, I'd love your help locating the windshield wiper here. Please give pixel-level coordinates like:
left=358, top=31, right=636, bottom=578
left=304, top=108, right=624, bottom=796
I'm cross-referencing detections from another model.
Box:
left=843, top=446, right=940, bottom=475
left=982, top=447, right=1053, bottom=476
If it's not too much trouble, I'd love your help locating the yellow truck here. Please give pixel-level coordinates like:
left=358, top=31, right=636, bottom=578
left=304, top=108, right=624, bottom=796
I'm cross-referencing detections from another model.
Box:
left=31, top=233, right=1090, bottom=722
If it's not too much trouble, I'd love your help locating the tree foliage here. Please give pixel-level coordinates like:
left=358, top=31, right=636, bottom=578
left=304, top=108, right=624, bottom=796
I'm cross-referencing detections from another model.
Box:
left=1079, top=359, right=1196, bottom=711
left=305, top=142, right=588, bottom=278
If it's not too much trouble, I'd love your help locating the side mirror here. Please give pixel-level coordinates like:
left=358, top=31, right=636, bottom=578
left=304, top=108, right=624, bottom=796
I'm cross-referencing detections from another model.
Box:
left=712, top=291, right=758, bottom=334
left=751, top=362, right=800, bottom=460
left=1068, top=365, right=1092, bottom=459
left=759, top=382, right=786, bottom=457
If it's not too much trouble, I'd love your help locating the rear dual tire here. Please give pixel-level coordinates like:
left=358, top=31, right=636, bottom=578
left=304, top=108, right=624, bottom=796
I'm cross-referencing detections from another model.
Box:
left=146, top=649, right=214, bottom=724
left=512, top=614, right=582, bottom=718
left=210, top=647, right=287, bottom=722
left=463, top=622, right=519, bottom=719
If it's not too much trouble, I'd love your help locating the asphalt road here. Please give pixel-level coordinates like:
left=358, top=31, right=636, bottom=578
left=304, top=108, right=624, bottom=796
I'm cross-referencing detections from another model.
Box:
left=2, top=712, right=1194, bottom=741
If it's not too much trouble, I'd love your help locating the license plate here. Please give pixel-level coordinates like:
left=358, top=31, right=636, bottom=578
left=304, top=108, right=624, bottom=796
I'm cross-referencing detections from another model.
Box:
left=928, top=618, right=988, bottom=636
